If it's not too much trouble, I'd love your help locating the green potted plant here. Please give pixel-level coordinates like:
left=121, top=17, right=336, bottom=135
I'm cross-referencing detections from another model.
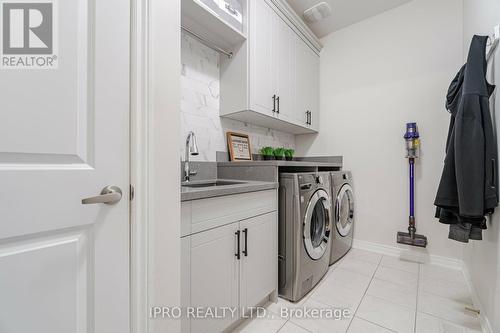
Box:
left=260, top=146, right=275, bottom=160
left=284, top=148, right=295, bottom=161
left=273, top=147, right=286, bottom=160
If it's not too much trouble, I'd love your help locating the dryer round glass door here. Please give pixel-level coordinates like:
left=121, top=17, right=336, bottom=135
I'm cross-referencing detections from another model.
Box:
left=335, top=184, right=354, bottom=237
left=303, top=189, right=331, bottom=260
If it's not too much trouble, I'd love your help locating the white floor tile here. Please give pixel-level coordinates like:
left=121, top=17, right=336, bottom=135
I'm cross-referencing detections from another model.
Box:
left=309, top=277, right=365, bottom=312
left=344, top=248, right=382, bottom=264
left=419, top=276, right=472, bottom=304
left=380, top=255, right=419, bottom=273
left=278, top=321, right=311, bottom=333
left=374, top=266, right=418, bottom=289
left=337, top=257, right=378, bottom=277
left=322, top=268, right=372, bottom=292
left=347, top=317, right=395, bottom=333
left=366, top=278, right=417, bottom=309
left=232, top=313, right=287, bottom=333
left=239, top=249, right=481, bottom=333
left=267, top=295, right=312, bottom=316
left=420, top=264, right=465, bottom=284
left=415, top=312, right=483, bottom=333
left=289, top=299, right=352, bottom=333
left=356, top=295, right=415, bottom=333
left=417, top=292, right=481, bottom=329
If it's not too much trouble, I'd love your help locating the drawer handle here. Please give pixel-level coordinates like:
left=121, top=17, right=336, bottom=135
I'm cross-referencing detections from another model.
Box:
left=235, top=230, right=241, bottom=260
left=272, top=94, right=276, bottom=112
left=276, top=96, right=280, bottom=114
left=243, top=228, right=248, bottom=257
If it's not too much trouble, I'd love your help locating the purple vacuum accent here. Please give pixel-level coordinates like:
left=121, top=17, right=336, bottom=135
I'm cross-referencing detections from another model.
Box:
left=404, top=123, right=420, bottom=139
left=397, top=122, right=427, bottom=247
left=409, top=158, right=415, bottom=218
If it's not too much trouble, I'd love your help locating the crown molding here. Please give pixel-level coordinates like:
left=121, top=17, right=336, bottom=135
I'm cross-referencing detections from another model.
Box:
left=267, top=0, right=323, bottom=54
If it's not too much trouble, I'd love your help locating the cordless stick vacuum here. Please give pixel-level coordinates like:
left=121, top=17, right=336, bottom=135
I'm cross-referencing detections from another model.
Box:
left=397, top=123, right=428, bottom=248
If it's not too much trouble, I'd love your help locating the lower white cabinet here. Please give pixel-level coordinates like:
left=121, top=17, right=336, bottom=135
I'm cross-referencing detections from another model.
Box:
left=240, top=213, right=277, bottom=311
left=186, top=222, right=240, bottom=333
left=181, top=191, right=278, bottom=333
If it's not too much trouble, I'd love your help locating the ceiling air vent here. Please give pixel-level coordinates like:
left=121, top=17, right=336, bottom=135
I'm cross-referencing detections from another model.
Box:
left=303, top=2, right=332, bottom=23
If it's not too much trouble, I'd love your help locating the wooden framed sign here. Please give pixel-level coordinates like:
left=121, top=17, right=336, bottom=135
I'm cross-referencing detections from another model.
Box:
left=227, top=132, right=253, bottom=161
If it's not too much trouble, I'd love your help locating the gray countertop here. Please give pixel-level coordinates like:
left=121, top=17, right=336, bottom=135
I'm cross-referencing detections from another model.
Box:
left=217, top=160, right=342, bottom=168
left=181, top=179, right=278, bottom=201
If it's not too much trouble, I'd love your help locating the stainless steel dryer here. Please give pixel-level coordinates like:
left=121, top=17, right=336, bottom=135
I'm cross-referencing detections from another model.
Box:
left=330, top=171, right=355, bottom=265
left=278, top=172, right=332, bottom=302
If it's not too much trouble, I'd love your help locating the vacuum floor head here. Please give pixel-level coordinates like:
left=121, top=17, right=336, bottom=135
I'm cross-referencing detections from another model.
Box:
left=397, top=232, right=428, bottom=248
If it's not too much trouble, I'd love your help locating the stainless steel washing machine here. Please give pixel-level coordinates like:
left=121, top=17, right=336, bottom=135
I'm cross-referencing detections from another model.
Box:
left=330, top=171, right=355, bottom=265
left=278, top=172, right=332, bottom=302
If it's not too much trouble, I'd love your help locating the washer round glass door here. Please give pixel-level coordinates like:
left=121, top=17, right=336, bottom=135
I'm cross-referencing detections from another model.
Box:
left=335, top=184, right=354, bottom=237
left=303, top=189, right=331, bottom=260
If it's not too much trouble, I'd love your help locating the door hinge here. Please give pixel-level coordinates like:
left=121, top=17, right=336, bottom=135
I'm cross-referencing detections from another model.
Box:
left=130, top=184, right=135, bottom=201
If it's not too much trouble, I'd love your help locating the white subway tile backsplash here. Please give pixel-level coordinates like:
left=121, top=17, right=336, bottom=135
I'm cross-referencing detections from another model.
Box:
left=180, top=33, right=295, bottom=162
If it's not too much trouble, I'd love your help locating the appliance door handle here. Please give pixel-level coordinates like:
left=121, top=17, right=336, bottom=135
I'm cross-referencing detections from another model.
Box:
left=82, top=186, right=122, bottom=205
left=276, top=96, right=280, bottom=113
left=300, top=183, right=312, bottom=190
left=272, top=94, right=276, bottom=112
left=242, top=228, right=248, bottom=257
left=235, top=230, right=241, bottom=260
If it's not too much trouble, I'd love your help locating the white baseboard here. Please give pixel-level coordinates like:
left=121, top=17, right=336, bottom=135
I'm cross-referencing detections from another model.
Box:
left=352, top=238, right=463, bottom=270
left=462, top=263, right=493, bottom=333
left=352, top=238, right=492, bottom=333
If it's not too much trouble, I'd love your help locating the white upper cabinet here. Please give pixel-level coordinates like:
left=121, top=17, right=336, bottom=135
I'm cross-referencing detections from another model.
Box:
left=274, top=15, right=297, bottom=125
left=249, top=0, right=275, bottom=116
left=295, top=34, right=320, bottom=132
left=220, top=0, right=322, bottom=135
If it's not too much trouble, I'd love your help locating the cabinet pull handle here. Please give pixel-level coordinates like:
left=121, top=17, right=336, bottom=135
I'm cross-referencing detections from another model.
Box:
left=242, top=228, right=248, bottom=257
left=276, top=96, right=280, bottom=114
left=235, top=230, right=241, bottom=259
left=305, top=111, right=309, bottom=125
left=309, top=111, right=312, bottom=125
left=272, top=95, right=276, bottom=112
left=492, top=159, right=496, bottom=188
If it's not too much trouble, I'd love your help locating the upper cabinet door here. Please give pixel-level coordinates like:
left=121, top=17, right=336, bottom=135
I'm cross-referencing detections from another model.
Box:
left=274, top=16, right=296, bottom=123
left=249, top=0, right=275, bottom=116
left=308, top=46, right=320, bottom=131
left=295, top=36, right=320, bottom=129
left=240, top=212, right=277, bottom=310
left=295, top=35, right=311, bottom=126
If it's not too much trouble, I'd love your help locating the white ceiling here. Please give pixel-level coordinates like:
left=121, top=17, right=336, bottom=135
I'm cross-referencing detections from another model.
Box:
left=286, top=0, right=413, bottom=38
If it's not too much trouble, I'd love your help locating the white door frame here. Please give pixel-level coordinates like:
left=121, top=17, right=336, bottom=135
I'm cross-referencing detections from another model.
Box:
left=130, top=0, right=181, bottom=332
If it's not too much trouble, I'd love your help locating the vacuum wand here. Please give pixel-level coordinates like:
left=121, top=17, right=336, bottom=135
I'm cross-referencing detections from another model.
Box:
left=397, top=123, right=428, bottom=248
left=409, top=158, right=416, bottom=238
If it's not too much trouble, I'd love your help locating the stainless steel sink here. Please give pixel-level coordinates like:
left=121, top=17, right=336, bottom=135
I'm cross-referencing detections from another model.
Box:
left=181, top=180, right=246, bottom=188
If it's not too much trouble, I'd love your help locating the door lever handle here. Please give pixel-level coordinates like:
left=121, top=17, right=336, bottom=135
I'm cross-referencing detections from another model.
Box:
left=82, top=186, right=122, bottom=205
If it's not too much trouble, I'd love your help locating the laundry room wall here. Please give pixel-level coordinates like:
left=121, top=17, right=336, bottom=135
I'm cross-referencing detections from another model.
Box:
left=295, top=0, right=465, bottom=260
left=462, top=0, right=500, bottom=331
left=180, top=33, right=295, bottom=162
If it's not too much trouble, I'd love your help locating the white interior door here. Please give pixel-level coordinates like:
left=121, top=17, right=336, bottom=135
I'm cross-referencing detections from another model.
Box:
left=0, top=0, right=130, bottom=332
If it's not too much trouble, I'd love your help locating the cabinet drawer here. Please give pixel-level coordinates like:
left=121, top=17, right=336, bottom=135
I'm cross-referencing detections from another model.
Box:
left=181, top=189, right=277, bottom=237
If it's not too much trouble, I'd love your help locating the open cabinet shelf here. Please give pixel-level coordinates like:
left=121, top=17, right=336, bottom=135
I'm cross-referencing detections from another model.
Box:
left=181, top=0, right=247, bottom=52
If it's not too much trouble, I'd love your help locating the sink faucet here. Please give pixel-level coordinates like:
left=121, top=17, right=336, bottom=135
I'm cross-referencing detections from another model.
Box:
left=184, top=131, right=199, bottom=182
